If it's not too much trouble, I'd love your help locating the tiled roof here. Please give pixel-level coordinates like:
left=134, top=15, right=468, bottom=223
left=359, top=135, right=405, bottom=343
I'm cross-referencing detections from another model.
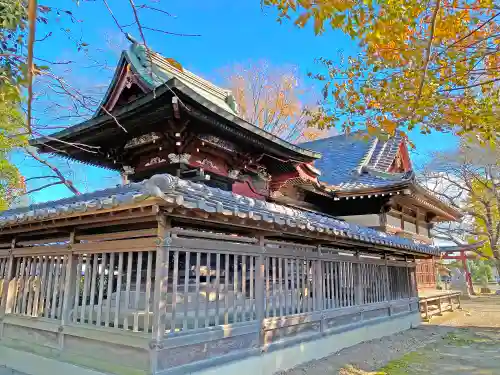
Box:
left=0, top=174, right=438, bottom=256
left=300, top=133, right=409, bottom=191
left=126, top=42, right=240, bottom=116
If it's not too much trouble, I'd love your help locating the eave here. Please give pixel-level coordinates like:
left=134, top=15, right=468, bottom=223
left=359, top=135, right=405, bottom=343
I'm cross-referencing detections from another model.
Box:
left=30, top=78, right=320, bottom=166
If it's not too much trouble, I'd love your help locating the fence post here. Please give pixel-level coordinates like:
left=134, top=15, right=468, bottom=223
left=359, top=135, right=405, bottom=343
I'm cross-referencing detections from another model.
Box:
left=153, top=214, right=170, bottom=344
left=150, top=214, right=170, bottom=375
left=0, top=238, right=16, bottom=337
left=384, top=255, right=391, bottom=315
left=405, top=257, right=411, bottom=299
left=355, top=252, right=363, bottom=306
left=315, top=246, right=324, bottom=332
left=60, top=231, right=77, bottom=348
left=256, top=236, right=266, bottom=346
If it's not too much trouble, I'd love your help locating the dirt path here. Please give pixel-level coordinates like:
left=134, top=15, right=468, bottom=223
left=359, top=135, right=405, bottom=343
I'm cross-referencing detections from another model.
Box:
left=279, top=296, right=500, bottom=375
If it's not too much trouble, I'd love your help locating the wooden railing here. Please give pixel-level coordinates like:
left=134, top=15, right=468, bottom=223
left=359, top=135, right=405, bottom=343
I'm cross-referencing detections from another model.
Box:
left=419, top=291, right=461, bottom=320
left=0, top=225, right=420, bottom=374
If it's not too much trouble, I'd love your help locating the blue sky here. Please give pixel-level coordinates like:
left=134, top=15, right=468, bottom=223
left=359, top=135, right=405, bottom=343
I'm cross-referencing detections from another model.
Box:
left=16, top=0, right=458, bottom=204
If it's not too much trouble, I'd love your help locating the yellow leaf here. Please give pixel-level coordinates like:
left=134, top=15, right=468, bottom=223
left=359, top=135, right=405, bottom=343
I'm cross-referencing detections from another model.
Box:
left=166, top=58, right=183, bottom=72
left=380, top=118, right=397, bottom=134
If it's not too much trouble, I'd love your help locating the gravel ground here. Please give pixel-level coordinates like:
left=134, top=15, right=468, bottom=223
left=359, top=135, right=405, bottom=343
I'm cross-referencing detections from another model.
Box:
left=278, top=296, right=500, bottom=375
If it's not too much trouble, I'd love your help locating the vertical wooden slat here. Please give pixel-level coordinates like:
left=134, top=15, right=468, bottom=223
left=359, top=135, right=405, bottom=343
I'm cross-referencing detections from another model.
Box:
left=96, top=253, right=107, bottom=326
left=295, top=258, right=300, bottom=314
left=265, top=257, right=270, bottom=318
left=311, top=260, right=316, bottom=311
left=88, top=254, right=98, bottom=325
left=26, top=258, right=36, bottom=316
left=249, top=256, right=254, bottom=318
left=342, top=262, right=347, bottom=307
left=170, top=250, right=179, bottom=332
left=284, top=258, right=289, bottom=315
left=57, top=256, right=66, bottom=319
left=204, top=252, right=210, bottom=328
left=19, top=257, right=28, bottom=314
left=123, top=252, right=133, bottom=330
left=114, top=252, right=124, bottom=329
left=301, top=259, right=306, bottom=313
left=31, top=257, right=41, bottom=317
left=240, top=255, right=246, bottom=321
left=334, top=262, right=340, bottom=308
left=44, top=257, right=55, bottom=318
left=60, top=231, right=76, bottom=328
left=271, top=257, right=276, bottom=318
left=105, top=253, right=115, bottom=327
left=50, top=257, right=61, bottom=319
left=194, top=252, right=201, bottom=329
left=326, top=262, right=332, bottom=309
left=80, top=256, right=90, bottom=323
left=13, top=258, right=22, bottom=314
left=255, top=248, right=265, bottom=346
left=278, top=257, right=283, bottom=317
left=349, top=262, right=353, bottom=306
left=290, top=259, right=295, bottom=314
left=144, top=251, right=152, bottom=332
left=17, top=257, right=27, bottom=314
left=233, top=254, right=238, bottom=323
left=183, top=251, right=191, bottom=330
left=215, top=253, right=220, bottom=325
left=133, top=251, right=143, bottom=332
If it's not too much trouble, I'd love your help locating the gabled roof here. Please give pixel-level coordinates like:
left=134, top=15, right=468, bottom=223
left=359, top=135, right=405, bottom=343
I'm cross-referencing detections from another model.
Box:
left=31, top=37, right=320, bottom=164
left=300, top=132, right=462, bottom=220
left=96, top=36, right=240, bottom=118
left=0, top=173, right=438, bottom=256
left=300, top=132, right=410, bottom=190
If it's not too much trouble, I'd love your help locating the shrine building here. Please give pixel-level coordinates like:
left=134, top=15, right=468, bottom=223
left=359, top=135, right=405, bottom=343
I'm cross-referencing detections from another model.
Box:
left=0, top=38, right=460, bottom=375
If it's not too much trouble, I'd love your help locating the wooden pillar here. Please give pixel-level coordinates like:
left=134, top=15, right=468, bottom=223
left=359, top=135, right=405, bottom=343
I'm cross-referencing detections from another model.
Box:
left=384, top=255, right=390, bottom=301
left=256, top=236, right=266, bottom=346
left=315, top=246, right=324, bottom=311
left=355, top=252, right=363, bottom=306
left=405, top=257, right=411, bottom=299
left=60, top=231, right=77, bottom=348
left=0, top=238, right=16, bottom=337
left=153, top=214, right=170, bottom=343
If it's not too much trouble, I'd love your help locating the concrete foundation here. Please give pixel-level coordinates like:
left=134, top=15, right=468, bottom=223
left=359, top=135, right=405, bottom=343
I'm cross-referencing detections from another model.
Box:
left=0, top=312, right=420, bottom=375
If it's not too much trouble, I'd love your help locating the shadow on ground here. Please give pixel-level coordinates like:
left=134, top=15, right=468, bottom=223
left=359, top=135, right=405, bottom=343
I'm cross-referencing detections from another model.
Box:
left=281, top=296, right=500, bottom=375
left=342, top=296, right=500, bottom=375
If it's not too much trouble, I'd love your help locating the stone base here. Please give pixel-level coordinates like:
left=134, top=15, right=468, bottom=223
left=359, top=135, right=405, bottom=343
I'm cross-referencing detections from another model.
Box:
left=183, top=312, right=421, bottom=375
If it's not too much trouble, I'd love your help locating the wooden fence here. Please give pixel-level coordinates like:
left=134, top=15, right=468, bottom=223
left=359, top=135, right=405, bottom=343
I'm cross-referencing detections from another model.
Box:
left=0, top=224, right=420, bottom=374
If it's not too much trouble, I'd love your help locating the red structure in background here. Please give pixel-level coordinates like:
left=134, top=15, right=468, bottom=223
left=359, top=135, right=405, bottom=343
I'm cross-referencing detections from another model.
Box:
left=439, top=242, right=486, bottom=295
left=416, top=258, right=437, bottom=290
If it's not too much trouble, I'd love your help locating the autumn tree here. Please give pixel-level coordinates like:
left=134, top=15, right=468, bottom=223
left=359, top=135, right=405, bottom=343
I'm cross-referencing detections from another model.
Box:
left=264, top=0, right=500, bottom=144
left=223, top=60, right=324, bottom=143
left=1, top=1, right=192, bottom=205
left=421, top=142, right=499, bottom=274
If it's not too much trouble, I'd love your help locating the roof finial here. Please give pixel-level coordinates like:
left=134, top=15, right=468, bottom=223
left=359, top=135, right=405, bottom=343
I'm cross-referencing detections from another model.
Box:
left=126, top=33, right=138, bottom=44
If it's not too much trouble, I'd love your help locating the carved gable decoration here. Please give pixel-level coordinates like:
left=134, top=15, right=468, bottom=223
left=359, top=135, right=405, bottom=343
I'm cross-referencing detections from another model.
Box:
left=124, top=132, right=161, bottom=149
left=389, top=142, right=412, bottom=173
left=199, top=134, right=238, bottom=153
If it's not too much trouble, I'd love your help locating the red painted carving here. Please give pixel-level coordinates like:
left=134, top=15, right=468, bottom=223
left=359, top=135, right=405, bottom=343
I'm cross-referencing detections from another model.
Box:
left=232, top=180, right=266, bottom=200
left=389, top=142, right=412, bottom=173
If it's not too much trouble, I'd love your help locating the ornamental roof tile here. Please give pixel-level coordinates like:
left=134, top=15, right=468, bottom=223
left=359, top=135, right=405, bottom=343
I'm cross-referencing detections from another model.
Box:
left=0, top=174, right=438, bottom=256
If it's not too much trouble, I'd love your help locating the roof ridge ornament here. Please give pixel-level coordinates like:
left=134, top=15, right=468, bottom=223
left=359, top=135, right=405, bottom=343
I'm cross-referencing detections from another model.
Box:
left=126, top=33, right=138, bottom=44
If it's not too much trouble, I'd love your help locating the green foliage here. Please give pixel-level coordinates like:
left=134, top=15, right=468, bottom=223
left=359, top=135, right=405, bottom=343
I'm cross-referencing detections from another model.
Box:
left=0, top=0, right=28, bottom=209
left=264, top=0, right=500, bottom=144
left=468, top=259, right=493, bottom=286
